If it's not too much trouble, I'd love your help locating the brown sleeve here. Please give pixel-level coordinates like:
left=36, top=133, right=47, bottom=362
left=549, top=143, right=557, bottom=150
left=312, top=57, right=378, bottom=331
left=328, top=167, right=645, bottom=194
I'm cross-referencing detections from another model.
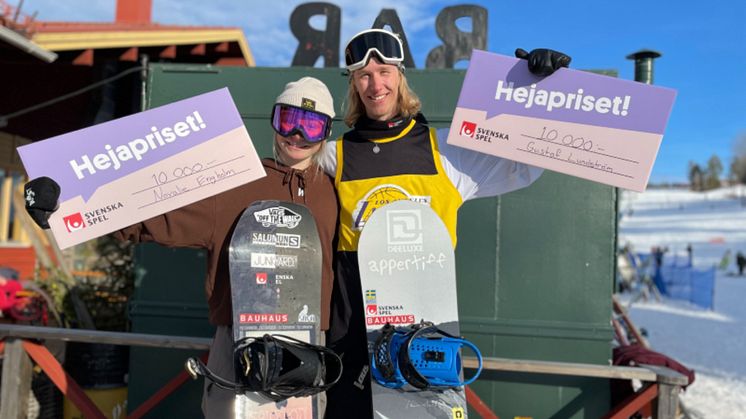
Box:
left=114, top=196, right=216, bottom=249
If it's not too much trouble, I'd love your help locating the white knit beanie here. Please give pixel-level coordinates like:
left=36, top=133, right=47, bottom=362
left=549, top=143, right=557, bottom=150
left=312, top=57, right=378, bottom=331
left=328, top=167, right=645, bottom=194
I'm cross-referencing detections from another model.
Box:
left=274, top=77, right=335, bottom=119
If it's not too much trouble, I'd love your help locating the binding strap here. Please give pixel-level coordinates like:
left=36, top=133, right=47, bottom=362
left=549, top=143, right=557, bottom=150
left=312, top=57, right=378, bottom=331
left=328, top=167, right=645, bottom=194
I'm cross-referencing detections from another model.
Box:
left=186, top=333, right=343, bottom=401
left=372, top=321, right=483, bottom=390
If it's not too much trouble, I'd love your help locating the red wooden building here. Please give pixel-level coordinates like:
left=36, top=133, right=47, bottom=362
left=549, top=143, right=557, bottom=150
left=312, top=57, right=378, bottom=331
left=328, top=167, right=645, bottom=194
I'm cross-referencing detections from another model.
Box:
left=0, top=0, right=254, bottom=278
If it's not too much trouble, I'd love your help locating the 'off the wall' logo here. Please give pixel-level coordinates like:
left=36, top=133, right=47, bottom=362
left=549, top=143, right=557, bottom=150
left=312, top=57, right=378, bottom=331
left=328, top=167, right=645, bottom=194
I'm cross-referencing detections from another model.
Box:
left=460, top=121, right=477, bottom=138
left=63, top=213, right=86, bottom=232
left=254, top=206, right=302, bottom=229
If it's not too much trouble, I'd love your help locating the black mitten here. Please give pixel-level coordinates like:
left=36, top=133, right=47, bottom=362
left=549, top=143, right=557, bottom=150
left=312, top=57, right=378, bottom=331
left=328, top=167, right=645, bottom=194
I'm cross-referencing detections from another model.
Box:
left=515, top=48, right=571, bottom=77
left=24, top=177, right=60, bottom=229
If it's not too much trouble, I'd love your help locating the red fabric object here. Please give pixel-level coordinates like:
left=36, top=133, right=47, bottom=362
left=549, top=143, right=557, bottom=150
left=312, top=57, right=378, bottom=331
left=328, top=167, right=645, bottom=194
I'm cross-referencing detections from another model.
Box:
left=613, top=344, right=695, bottom=388
left=0, top=279, right=23, bottom=311
left=610, top=343, right=695, bottom=410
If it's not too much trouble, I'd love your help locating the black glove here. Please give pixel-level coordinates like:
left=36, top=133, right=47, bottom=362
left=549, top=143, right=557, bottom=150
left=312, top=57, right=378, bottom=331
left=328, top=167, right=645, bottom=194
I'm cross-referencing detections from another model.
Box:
left=515, top=48, right=571, bottom=77
left=24, top=177, right=60, bottom=229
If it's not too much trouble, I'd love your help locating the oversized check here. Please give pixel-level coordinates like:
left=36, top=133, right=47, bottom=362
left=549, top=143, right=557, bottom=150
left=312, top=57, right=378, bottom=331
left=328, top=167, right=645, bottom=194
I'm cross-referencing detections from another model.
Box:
left=18, top=88, right=266, bottom=249
left=447, top=50, right=677, bottom=192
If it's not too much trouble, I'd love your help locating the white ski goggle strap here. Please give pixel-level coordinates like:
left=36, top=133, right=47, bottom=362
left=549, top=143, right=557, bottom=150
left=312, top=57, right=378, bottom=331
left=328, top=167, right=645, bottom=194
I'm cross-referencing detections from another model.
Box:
left=344, top=29, right=404, bottom=72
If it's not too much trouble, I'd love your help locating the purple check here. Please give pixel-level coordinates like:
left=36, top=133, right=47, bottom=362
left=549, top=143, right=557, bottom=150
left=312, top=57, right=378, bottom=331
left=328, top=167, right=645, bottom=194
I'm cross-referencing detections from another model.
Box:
left=18, top=88, right=265, bottom=249
left=447, top=50, right=677, bottom=191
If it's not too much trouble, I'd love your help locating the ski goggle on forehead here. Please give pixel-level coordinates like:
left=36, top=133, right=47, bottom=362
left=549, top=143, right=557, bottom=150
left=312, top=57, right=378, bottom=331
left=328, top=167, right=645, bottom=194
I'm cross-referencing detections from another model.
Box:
left=270, top=104, right=332, bottom=143
left=344, top=29, right=404, bottom=72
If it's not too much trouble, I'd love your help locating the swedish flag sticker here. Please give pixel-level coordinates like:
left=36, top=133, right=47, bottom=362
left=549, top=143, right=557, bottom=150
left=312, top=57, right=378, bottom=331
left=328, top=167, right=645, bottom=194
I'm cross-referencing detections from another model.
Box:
left=365, top=289, right=376, bottom=301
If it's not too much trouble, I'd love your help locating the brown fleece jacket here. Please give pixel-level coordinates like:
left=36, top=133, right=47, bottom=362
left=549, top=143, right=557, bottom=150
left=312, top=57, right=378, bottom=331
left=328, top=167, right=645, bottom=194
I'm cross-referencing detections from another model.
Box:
left=115, top=158, right=338, bottom=329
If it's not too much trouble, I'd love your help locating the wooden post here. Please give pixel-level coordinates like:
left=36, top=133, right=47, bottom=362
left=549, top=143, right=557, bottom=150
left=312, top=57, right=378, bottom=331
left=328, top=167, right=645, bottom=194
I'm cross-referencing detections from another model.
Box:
left=644, top=363, right=686, bottom=419
left=0, top=338, right=33, bottom=419
left=655, top=383, right=679, bottom=418
left=0, top=176, right=12, bottom=241
left=11, top=183, right=28, bottom=243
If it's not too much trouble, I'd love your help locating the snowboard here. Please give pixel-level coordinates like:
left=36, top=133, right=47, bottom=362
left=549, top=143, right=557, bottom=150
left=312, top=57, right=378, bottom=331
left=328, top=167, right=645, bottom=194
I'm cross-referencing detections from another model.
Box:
left=229, top=200, right=322, bottom=419
left=357, top=200, right=468, bottom=419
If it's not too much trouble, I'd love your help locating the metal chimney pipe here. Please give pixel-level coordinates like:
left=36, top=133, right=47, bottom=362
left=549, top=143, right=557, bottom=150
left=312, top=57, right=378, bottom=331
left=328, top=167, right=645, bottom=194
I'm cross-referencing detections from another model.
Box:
left=626, top=49, right=662, bottom=84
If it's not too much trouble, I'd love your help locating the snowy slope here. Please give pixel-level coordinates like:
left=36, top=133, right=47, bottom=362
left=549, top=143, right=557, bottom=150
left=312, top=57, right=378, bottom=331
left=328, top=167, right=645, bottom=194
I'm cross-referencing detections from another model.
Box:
left=618, top=186, right=746, bottom=417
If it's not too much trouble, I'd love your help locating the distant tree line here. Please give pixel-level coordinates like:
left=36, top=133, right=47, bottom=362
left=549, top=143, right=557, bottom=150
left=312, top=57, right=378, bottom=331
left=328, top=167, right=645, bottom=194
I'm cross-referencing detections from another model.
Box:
left=688, top=132, right=746, bottom=191
left=688, top=156, right=722, bottom=191
left=730, top=133, right=746, bottom=185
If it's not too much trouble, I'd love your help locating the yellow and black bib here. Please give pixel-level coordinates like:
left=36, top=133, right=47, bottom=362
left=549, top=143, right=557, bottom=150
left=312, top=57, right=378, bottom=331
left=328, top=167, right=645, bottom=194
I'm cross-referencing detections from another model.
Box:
left=335, top=117, right=462, bottom=251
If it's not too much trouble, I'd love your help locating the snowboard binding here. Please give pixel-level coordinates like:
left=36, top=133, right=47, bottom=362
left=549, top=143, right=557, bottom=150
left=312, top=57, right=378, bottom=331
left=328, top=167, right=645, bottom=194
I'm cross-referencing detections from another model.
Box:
left=186, top=333, right=343, bottom=401
left=371, top=321, right=483, bottom=390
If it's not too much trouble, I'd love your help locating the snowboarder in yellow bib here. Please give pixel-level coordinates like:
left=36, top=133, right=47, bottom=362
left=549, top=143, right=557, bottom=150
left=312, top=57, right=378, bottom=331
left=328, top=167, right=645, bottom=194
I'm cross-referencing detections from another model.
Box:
left=318, top=28, right=571, bottom=418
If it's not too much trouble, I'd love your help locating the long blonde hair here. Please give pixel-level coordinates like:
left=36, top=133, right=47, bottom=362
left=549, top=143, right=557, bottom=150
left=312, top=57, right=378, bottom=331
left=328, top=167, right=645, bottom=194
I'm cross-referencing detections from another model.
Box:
left=343, top=68, right=421, bottom=127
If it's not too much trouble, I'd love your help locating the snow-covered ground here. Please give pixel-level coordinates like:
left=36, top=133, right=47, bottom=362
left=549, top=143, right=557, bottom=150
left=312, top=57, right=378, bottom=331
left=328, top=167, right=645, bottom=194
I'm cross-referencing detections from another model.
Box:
left=618, top=185, right=746, bottom=418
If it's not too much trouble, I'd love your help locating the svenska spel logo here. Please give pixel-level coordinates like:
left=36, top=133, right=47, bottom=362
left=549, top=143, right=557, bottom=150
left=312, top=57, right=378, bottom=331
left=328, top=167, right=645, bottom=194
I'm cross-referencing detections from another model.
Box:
left=255, top=272, right=268, bottom=285
left=459, top=121, right=477, bottom=138
left=366, top=304, right=378, bottom=315
left=63, top=213, right=85, bottom=233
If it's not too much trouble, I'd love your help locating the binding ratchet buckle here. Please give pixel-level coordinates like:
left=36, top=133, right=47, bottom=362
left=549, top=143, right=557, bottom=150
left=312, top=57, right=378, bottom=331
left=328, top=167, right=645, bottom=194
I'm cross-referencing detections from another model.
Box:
left=185, top=333, right=342, bottom=401
left=371, top=320, right=483, bottom=390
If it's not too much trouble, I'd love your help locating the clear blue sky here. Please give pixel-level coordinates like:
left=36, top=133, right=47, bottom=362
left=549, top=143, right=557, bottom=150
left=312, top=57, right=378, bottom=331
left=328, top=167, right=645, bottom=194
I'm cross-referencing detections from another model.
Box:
left=13, top=0, right=746, bottom=183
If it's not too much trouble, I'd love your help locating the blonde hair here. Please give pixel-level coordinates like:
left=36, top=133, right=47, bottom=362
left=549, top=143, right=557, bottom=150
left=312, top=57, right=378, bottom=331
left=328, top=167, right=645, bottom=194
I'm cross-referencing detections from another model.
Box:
left=272, top=133, right=327, bottom=175
left=343, top=68, right=421, bottom=127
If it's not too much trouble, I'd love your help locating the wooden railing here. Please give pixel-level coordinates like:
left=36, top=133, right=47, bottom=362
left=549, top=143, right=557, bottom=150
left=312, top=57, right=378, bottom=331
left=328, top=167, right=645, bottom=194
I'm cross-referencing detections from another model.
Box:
left=0, top=324, right=687, bottom=419
left=462, top=356, right=688, bottom=419
left=0, top=324, right=211, bottom=419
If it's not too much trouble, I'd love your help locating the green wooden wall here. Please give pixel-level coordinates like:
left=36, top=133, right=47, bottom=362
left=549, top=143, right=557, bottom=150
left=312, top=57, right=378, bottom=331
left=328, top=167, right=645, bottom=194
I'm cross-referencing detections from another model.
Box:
left=129, top=63, right=616, bottom=418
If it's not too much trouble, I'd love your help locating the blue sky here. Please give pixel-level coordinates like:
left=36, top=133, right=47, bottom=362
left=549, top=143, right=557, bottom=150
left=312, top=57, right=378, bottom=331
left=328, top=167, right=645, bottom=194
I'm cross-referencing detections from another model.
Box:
left=12, top=0, right=746, bottom=183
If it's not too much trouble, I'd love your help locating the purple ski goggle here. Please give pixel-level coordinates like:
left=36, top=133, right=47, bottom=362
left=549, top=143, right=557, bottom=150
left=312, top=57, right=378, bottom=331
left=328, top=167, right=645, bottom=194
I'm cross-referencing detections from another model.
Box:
left=270, top=104, right=332, bottom=143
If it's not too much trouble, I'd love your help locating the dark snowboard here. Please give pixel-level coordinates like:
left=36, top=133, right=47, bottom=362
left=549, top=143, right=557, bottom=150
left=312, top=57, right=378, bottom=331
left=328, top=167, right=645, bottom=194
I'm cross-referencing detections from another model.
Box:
left=229, top=200, right=322, bottom=418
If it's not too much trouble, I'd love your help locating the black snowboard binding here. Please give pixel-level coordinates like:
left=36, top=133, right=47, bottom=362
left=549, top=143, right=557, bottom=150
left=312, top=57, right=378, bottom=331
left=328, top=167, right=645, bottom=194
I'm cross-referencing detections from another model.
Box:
left=186, top=333, right=343, bottom=401
left=371, top=320, right=483, bottom=390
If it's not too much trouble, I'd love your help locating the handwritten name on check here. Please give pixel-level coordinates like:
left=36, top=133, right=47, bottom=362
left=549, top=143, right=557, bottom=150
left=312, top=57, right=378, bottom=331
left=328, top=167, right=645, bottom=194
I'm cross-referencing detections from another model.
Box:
left=447, top=50, right=677, bottom=192
left=18, top=88, right=265, bottom=249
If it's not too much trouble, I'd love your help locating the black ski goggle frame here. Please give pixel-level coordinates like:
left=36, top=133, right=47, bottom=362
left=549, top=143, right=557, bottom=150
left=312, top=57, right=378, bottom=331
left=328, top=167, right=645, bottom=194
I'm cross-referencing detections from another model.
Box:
left=344, top=29, right=405, bottom=72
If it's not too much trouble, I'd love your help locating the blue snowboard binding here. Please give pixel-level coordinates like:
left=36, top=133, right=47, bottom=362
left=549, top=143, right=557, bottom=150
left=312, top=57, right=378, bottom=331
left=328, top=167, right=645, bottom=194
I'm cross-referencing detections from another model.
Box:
left=371, top=321, right=483, bottom=390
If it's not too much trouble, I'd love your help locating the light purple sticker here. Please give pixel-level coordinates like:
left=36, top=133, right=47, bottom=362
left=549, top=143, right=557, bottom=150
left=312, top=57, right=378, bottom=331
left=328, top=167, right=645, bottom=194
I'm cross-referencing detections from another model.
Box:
left=18, top=88, right=244, bottom=202
left=18, top=88, right=267, bottom=249
left=447, top=51, right=677, bottom=192
left=457, top=50, right=676, bottom=134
